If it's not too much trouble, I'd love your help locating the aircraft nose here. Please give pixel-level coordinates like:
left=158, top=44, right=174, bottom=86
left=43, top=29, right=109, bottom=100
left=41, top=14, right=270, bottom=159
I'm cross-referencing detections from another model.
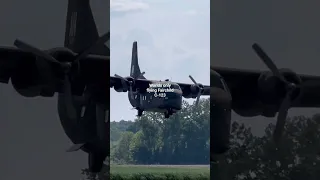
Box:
left=173, top=89, right=182, bottom=95
left=211, top=87, right=232, bottom=109
left=164, top=91, right=182, bottom=109
left=170, top=90, right=182, bottom=98
left=163, top=90, right=181, bottom=101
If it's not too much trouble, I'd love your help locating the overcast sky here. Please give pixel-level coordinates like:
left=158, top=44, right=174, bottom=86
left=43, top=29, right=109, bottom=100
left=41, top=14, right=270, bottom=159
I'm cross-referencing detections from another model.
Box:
left=1, top=0, right=320, bottom=179
left=0, top=1, right=108, bottom=179
left=212, top=0, right=320, bottom=135
left=110, top=0, right=210, bottom=122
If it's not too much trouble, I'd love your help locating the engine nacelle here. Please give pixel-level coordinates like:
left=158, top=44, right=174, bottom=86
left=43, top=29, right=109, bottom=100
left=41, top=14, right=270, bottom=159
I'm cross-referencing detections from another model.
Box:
left=233, top=99, right=278, bottom=118
left=10, top=60, right=55, bottom=97
left=232, top=99, right=263, bottom=117
left=189, top=84, right=204, bottom=98
left=114, top=76, right=136, bottom=92
left=114, top=84, right=127, bottom=92
left=257, top=68, right=301, bottom=105
left=114, top=86, right=127, bottom=92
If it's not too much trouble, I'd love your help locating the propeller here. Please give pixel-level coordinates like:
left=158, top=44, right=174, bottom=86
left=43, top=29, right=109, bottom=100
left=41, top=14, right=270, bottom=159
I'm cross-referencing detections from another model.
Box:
left=114, top=72, right=145, bottom=99
left=72, top=32, right=110, bottom=72
left=13, top=32, right=110, bottom=120
left=252, top=43, right=300, bottom=145
left=189, top=75, right=204, bottom=105
left=114, top=74, right=132, bottom=96
left=137, top=72, right=145, bottom=78
left=96, top=103, right=108, bottom=141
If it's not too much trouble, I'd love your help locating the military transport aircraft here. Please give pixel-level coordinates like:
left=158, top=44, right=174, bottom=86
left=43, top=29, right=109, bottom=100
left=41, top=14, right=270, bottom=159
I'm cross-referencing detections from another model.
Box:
left=211, top=43, right=320, bottom=154
left=0, top=0, right=109, bottom=173
left=110, top=41, right=210, bottom=118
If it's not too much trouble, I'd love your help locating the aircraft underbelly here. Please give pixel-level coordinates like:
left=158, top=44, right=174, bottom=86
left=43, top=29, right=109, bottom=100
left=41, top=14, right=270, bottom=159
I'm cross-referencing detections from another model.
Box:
left=57, top=94, right=97, bottom=146
left=139, top=92, right=182, bottom=111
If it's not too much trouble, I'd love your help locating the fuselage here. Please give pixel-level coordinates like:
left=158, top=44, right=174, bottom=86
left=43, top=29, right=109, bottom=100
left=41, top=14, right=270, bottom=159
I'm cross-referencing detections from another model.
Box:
left=57, top=90, right=109, bottom=153
left=129, top=81, right=183, bottom=112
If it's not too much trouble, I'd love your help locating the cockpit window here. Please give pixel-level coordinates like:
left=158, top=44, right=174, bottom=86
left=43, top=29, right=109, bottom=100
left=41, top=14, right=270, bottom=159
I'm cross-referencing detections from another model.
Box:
left=171, top=84, right=181, bottom=90
left=211, top=74, right=229, bottom=92
left=220, top=78, right=230, bottom=93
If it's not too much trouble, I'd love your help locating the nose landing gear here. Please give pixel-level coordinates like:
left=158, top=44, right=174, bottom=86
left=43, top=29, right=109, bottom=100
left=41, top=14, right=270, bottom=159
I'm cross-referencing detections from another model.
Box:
left=88, top=152, right=107, bottom=173
left=164, top=108, right=173, bottom=118
left=137, top=108, right=143, bottom=117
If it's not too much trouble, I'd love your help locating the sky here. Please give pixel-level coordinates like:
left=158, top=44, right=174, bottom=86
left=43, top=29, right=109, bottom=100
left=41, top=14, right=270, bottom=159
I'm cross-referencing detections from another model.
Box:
left=212, top=0, right=320, bottom=135
left=110, top=0, right=210, bottom=122
left=0, top=1, right=319, bottom=179
left=0, top=0, right=108, bottom=179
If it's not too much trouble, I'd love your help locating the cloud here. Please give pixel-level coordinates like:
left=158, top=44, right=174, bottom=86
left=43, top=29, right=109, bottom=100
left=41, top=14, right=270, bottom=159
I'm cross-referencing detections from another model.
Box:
left=110, top=0, right=210, bottom=121
left=184, top=10, right=198, bottom=16
left=123, top=29, right=155, bottom=48
left=110, top=0, right=149, bottom=12
left=172, top=47, right=187, bottom=55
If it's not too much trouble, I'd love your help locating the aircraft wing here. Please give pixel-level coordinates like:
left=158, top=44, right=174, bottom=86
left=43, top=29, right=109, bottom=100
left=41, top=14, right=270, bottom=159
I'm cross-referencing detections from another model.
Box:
left=176, top=82, right=210, bottom=98
left=0, top=46, right=109, bottom=93
left=213, top=66, right=320, bottom=107
left=110, top=76, right=210, bottom=98
left=0, top=46, right=34, bottom=83
left=110, top=76, right=151, bottom=90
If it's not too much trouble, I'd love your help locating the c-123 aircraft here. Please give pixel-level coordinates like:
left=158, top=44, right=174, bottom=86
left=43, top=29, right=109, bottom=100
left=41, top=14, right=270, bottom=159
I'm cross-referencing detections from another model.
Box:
left=110, top=42, right=210, bottom=118
left=211, top=43, right=320, bottom=154
left=0, top=0, right=109, bottom=174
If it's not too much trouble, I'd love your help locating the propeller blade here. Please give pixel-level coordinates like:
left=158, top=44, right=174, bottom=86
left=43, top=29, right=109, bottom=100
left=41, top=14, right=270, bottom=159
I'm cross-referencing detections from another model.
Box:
left=96, top=103, right=108, bottom=141
left=195, top=94, right=200, bottom=105
left=14, top=39, right=61, bottom=65
left=137, top=72, right=145, bottom=79
left=63, top=74, right=77, bottom=119
left=114, top=74, right=128, bottom=90
left=73, top=32, right=110, bottom=63
left=129, top=86, right=134, bottom=99
left=114, top=74, right=125, bottom=80
left=252, top=43, right=287, bottom=83
left=273, top=91, right=292, bottom=145
left=189, top=75, right=198, bottom=85
left=189, top=75, right=204, bottom=104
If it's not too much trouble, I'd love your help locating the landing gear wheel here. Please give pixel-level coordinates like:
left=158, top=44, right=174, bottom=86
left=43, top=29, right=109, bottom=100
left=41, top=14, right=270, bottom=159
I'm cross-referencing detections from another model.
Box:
left=137, top=109, right=143, bottom=116
left=88, top=153, right=105, bottom=173
left=164, top=111, right=170, bottom=118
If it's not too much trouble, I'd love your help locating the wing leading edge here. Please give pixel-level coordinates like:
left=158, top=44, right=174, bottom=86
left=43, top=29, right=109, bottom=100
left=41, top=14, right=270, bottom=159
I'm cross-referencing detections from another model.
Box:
left=212, top=66, right=320, bottom=108
left=110, top=76, right=210, bottom=98
left=0, top=46, right=36, bottom=83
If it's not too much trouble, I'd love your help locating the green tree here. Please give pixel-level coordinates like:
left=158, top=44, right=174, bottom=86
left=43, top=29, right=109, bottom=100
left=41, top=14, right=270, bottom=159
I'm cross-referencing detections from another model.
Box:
left=212, top=114, right=320, bottom=180
left=129, top=130, right=153, bottom=164
left=86, top=110, right=320, bottom=179
left=129, top=99, right=210, bottom=164
left=112, top=131, right=134, bottom=164
left=110, top=99, right=210, bottom=165
left=85, top=99, right=210, bottom=179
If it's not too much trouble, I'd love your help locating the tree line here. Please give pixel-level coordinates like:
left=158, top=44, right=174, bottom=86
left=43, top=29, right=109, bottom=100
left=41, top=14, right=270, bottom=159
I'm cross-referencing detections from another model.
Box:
left=110, top=98, right=210, bottom=165
left=84, top=98, right=320, bottom=179
left=212, top=114, right=320, bottom=180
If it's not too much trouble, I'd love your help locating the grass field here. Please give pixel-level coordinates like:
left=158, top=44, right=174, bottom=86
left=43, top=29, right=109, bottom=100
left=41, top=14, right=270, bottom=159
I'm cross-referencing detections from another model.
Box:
left=111, top=164, right=209, bottom=175
left=110, top=165, right=210, bottom=179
